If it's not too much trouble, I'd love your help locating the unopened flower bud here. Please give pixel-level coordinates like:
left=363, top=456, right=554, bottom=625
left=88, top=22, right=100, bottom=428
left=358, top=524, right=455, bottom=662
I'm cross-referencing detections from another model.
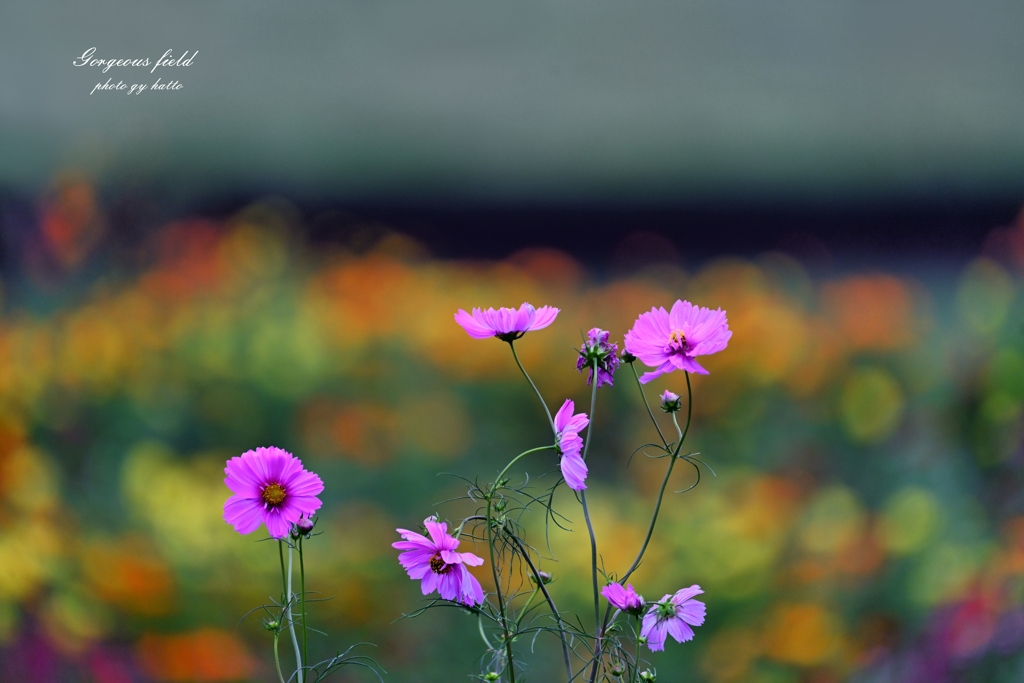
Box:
left=639, top=670, right=656, bottom=682
left=263, top=618, right=280, bottom=632
left=531, top=570, right=553, bottom=585
left=484, top=673, right=500, bottom=682
left=659, top=390, right=681, bottom=413
left=610, top=662, right=626, bottom=677
left=292, top=516, right=315, bottom=539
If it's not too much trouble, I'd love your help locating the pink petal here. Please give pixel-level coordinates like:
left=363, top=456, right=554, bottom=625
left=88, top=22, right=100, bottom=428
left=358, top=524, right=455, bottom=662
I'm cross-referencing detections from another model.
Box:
left=264, top=509, right=291, bottom=539
left=527, top=306, right=559, bottom=331
left=553, top=399, right=575, bottom=433
left=455, top=309, right=496, bottom=339
left=560, top=452, right=588, bottom=490
left=513, top=303, right=536, bottom=332
left=223, top=495, right=263, bottom=534
left=460, top=566, right=485, bottom=606
left=421, top=571, right=440, bottom=595
left=664, top=617, right=695, bottom=644
left=639, top=359, right=676, bottom=384
left=459, top=551, right=485, bottom=567
left=677, top=599, right=706, bottom=626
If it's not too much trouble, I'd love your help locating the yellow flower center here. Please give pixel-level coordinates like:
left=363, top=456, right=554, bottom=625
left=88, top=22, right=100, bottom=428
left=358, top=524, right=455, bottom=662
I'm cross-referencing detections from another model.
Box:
left=670, top=330, right=686, bottom=345
left=429, top=553, right=447, bottom=574
left=261, top=483, right=286, bottom=507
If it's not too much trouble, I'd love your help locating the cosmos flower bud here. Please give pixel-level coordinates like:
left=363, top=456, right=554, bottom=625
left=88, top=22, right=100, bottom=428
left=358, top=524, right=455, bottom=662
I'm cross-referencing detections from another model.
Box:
left=660, top=390, right=681, bottom=413
left=610, top=662, right=626, bottom=677
left=602, top=583, right=646, bottom=616
left=292, top=516, right=316, bottom=539
left=263, top=618, right=281, bottom=632
left=531, top=570, right=553, bottom=585
left=639, top=670, right=656, bottom=682
left=484, top=673, right=500, bottom=682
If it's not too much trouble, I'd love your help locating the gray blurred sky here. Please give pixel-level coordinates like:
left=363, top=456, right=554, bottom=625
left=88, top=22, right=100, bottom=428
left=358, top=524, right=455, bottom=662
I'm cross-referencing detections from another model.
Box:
left=2, top=0, right=1023, bottom=202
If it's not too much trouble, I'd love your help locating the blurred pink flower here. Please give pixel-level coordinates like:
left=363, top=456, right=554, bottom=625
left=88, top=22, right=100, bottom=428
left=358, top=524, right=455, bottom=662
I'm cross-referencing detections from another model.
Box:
left=454, top=303, right=559, bottom=342
left=641, top=585, right=706, bottom=651
left=223, top=446, right=324, bottom=540
left=554, top=399, right=589, bottom=490
left=393, top=517, right=485, bottom=607
left=603, top=583, right=645, bottom=615
left=624, top=300, right=731, bottom=383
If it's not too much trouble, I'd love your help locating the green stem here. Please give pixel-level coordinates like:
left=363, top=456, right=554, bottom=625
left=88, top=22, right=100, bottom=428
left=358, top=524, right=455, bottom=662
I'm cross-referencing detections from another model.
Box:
left=506, top=534, right=573, bottom=682
left=278, top=541, right=288, bottom=605
left=514, top=586, right=540, bottom=630
left=630, top=363, right=669, bottom=448
left=495, top=445, right=557, bottom=489
left=287, top=543, right=304, bottom=683
left=621, top=371, right=691, bottom=583
left=299, top=535, right=308, bottom=674
left=595, top=372, right=693, bottom=683
left=633, top=614, right=641, bottom=683
left=486, top=497, right=516, bottom=683
left=509, top=341, right=553, bottom=429
left=582, top=359, right=602, bottom=683
left=273, top=632, right=286, bottom=683
left=478, top=613, right=496, bottom=650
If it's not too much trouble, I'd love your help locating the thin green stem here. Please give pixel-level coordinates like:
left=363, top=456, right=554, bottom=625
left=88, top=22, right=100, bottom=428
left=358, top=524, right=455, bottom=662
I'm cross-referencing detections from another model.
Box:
left=273, top=632, right=286, bottom=683
left=287, top=543, right=304, bottom=683
left=506, top=534, right=572, bottom=681
left=582, top=359, right=602, bottom=683
left=495, top=445, right=557, bottom=488
left=299, top=535, right=308, bottom=673
left=630, top=363, right=668, bottom=448
left=621, top=371, right=691, bottom=583
left=514, top=586, right=540, bottom=630
left=278, top=541, right=288, bottom=604
left=633, top=614, right=641, bottom=683
left=595, top=372, right=694, bottom=680
left=478, top=612, right=496, bottom=650
left=486, top=498, right=516, bottom=683
left=509, top=341, right=553, bottom=429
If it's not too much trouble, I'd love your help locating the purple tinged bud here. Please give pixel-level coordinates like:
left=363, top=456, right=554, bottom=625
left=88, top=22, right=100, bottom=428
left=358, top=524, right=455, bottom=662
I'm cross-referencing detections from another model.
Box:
left=292, top=516, right=316, bottom=539
left=602, top=583, right=646, bottom=616
left=660, top=390, right=681, bottom=413
left=532, top=570, right=553, bottom=585
left=640, top=670, right=656, bottom=682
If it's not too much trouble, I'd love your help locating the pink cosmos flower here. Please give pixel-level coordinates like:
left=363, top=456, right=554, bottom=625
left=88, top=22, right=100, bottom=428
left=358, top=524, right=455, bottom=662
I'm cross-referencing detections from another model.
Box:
left=602, top=583, right=645, bottom=616
left=223, top=446, right=324, bottom=540
left=577, top=328, right=620, bottom=388
left=554, top=399, right=589, bottom=490
left=454, top=303, right=559, bottom=342
left=393, top=517, right=485, bottom=607
left=624, top=300, right=731, bottom=383
left=640, top=585, right=706, bottom=651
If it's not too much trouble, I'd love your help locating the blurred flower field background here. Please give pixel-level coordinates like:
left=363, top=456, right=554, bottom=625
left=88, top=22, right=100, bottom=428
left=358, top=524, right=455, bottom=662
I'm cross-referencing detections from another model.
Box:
left=0, top=177, right=1024, bottom=682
